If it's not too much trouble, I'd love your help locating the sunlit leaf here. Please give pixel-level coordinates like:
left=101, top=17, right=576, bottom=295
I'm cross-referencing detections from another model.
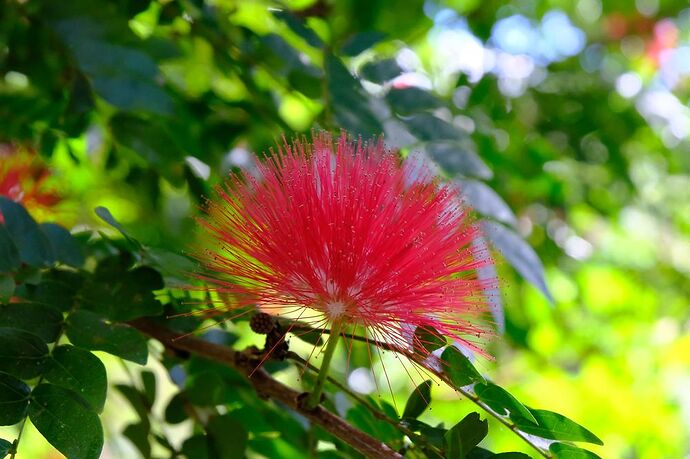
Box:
left=550, top=442, right=603, bottom=458
left=514, top=409, right=603, bottom=445
left=474, top=382, right=537, bottom=423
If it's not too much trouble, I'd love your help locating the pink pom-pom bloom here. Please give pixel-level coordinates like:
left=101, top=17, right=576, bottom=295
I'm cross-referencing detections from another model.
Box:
left=196, top=132, right=494, bottom=358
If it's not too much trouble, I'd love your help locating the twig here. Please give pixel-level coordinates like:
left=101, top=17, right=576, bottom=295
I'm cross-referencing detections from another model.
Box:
left=129, top=318, right=403, bottom=459
left=284, top=322, right=550, bottom=457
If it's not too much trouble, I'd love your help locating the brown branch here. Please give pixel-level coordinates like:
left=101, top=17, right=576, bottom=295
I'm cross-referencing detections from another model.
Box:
left=129, top=318, right=403, bottom=459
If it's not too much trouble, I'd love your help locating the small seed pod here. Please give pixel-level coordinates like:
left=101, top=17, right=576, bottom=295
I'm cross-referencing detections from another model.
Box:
left=264, top=328, right=289, bottom=360
left=250, top=312, right=275, bottom=334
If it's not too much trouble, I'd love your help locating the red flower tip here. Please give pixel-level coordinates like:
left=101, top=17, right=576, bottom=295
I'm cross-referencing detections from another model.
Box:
left=0, top=144, right=61, bottom=217
left=196, top=131, right=496, bottom=357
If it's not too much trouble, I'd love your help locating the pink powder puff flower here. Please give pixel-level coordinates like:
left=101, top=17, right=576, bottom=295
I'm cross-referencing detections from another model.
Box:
left=195, top=131, right=495, bottom=360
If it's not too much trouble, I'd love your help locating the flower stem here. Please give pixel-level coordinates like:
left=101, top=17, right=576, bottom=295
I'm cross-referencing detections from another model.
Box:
left=304, top=320, right=343, bottom=409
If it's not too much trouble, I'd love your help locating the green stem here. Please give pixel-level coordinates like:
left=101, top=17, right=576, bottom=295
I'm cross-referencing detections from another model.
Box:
left=304, top=320, right=343, bottom=409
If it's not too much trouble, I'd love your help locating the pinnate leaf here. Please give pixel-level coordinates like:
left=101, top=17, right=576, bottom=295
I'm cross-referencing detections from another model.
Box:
left=441, top=346, right=485, bottom=388
left=28, top=383, right=103, bottom=459
left=402, top=380, right=432, bottom=420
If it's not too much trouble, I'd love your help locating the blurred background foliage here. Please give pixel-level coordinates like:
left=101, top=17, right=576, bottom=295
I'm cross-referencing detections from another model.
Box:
left=1, top=0, right=689, bottom=457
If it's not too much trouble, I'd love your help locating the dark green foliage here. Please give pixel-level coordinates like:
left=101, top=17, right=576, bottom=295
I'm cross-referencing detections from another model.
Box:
left=444, top=412, right=489, bottom=459
left=65, top=310, right=149, bottom=364
left=402, top=380, right=433, bottom=420
left=0, top=372, right=30, bottom=425
left=441, top=346, right=486, bottom=387
left=44, top=345, right=107, bottom=412
left=28, top=383, right=104, bottom=459
left=0, top=303, right=63, bottom=343
left=0, top=327, right=49, bottom=379
left=0, top=198, right=53, bottom=266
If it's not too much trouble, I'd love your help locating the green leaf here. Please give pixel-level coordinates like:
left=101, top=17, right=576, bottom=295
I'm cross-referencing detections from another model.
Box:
left=21, top=269, right=84, bottom=312
left=94, top=206, right=140, bottom=248
left=28, top=383, right=103, bottom=459
left=386, top=88, right=442, bottom=115
left=39, top=223, right=85, bottom=268
left=0, top=438, right=11, bottom=457
left=47, top=2, right=173, bottom=115
left=326, top=54, right=383, bottom=138
left=186, top=371, right=226, bottom=406
left=207, top=414, right=249, bottom=459
left=164, top=392, right=188, bottom=424
left=482, top=221, right=554, bottom=303
left=401, top=418, right=446, bottom=449
left=0, top=372, right=31, bottom=425
left=402, top=380, right=432, bottom=419
left=182, top=434, right=212, bottom=459
left=341, top=31, right=387, bottom=56
left=65, top=310, right=148, bottom=364
left=444, top=412, right=488, bottom=459
left=492, top=453, right=533, bottom=458
left=80, top=259, right=163, bottom=321
left=403, top=114, right=462, bottom=142
left=0, top=198, right=53, bottom=266
left=44, top=345, right=107, bottom=413
left=272, top=10, right=323, bottom=48
left=0, top=225, right=21, bottom=272
left=473, top=382, right=536, bottom=424
left=456, top=179, right=517, bottom=227
left=514, top=409, right=603, bottom=445
left=115, top=384, right=151, bottom=425
left=141, top=370, right=156, bottom=406
left=0, top=275, right=14, bottom=303
left=0, top=303, right=63, bottom=343
left=425, top=142, right=493, bottom=180
left=360, top=58, right=402, bottom=83
left=109, top=114, right=186, bottom=182
left=347, top=403, right=403, bottom=444
left=413, top=325, right=447, bottom=354
left=441, top=346, right=485, bottom=388
left=0, top=327, right=49, bottom=379
left=123, top=422, right=151, bottom=458
left=550, top=442, right=603, bottom=458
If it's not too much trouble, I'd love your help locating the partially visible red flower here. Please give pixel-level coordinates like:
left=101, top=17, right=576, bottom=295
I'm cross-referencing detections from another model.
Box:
left=196, top=132, right=494, bottom=359
left=0, top=144, right=61, bottom=220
